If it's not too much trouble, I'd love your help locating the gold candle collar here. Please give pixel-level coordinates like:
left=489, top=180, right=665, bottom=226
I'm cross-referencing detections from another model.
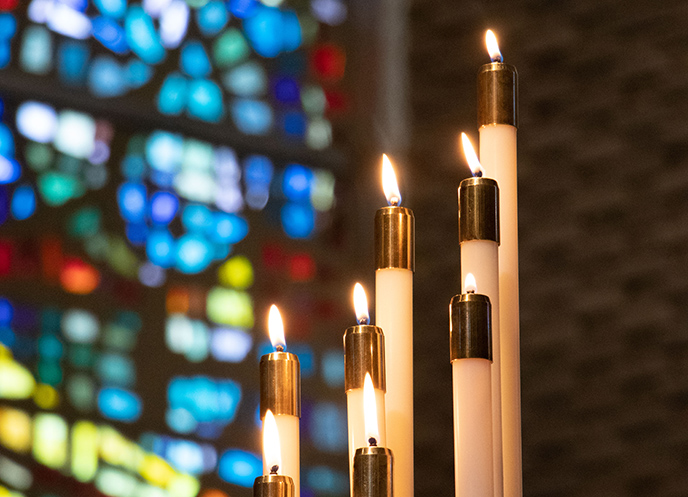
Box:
left=458, top=177, right=500, bottom=244
left=253, top=474, right=295, bottom=497
left=260, top=352, right=301, bottom=418
left=375, top=206, right=415, bottom=271
left=344, top=325, right=386, bottom=392
left=477, top=62, right=518, bottom=128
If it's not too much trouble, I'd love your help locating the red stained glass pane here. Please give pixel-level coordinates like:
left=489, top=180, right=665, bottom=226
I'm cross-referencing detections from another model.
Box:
left=311, top=44, right=346, bottom=82
left=289, top=253, right=316, bottom=282
left=0, top=0, right=18, bottom=11
left=60, top=258, right=100, bottom=295
left=0, top=239, right=12, bottom=277
left=324, top=89, right=348, bottom=114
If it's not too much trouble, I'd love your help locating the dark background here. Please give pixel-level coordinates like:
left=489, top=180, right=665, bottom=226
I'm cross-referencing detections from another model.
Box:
left=407, top=1, right=688, bottom=496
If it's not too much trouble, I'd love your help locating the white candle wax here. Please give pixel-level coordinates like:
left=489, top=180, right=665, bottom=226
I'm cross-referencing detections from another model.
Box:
left=480, top=121, right=521, bottom=497
left=376, top=267, right=413, bottom=497
left=263, top=414, right=299, bottom=496
left=461, top=239, right=503, bottom=495
left=452, top=358, right=493, bottom=497
left=346, top=387, right=386, bottom=488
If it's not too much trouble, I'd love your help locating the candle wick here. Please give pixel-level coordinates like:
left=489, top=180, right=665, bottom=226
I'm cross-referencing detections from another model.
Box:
left=368, top=437, right=378, bottom=447
left=466, top=289, right=476, bottom=294
left=275, top=344, right=284, bottom=352
left=491, top=54, right=503, bottom=63
left=270, top=465, right=279, bottom=475
left=473, top=170, right=483, bottom=178
left=388, top=196, right=400, bottom=207
left=357, top=317, right=369, bottom=325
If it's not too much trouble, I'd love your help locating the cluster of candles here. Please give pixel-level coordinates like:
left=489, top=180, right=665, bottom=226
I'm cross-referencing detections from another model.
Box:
left=252, top=30, right=521, bottom=497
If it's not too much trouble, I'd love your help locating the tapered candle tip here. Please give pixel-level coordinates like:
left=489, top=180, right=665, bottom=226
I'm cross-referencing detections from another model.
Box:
left=381, top=154, right=402, bottom=207
left=263, top=410, right=282, bottom=474
left=353, top=283, right=370, bottom=325
left=461, top=133, right=483, bottom=177
left=485, top=29, right=503, bottom=63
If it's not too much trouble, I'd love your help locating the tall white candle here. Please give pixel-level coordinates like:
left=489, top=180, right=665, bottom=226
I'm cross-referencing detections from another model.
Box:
left=460, top=133, right=503, bottom=496
left=478, top=30, right=521, bottom=497
left=450, top=275, right=494, bottom=497
left=260, top=306, right=300, bottom=496
left=344, top=283, right=387, bottom=494
left=375, top=154, right=414, bottom=497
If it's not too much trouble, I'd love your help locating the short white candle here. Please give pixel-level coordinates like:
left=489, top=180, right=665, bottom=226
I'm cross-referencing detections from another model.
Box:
left=375, top=155, right=414, bottom=497
left=478, top=30, right=521, bottom=497
left=345, top=283, right=387, bottom=494
left=450, top=275, right=493, bottom=497
left=254, top=409, right=295, bottom=497
left=460, top=133, right=503, bottom=494
left=260, top=306, right=300, bottom=496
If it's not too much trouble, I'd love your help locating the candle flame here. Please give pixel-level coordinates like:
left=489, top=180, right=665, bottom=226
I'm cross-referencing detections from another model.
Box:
left=263, top=409, right=282, bottom=474
left=363, top=373, right=379, bottom=445
left=464, top=273, right=477, bottom=294
left=485, top=29, right=503, bottom=63
left=381, top=154, right=402, bottom=206
left=268, top=305, right=286, bottom=351
left=353, top=283, right=370, bottom=325
left=461, top=133, right=483, bottom=177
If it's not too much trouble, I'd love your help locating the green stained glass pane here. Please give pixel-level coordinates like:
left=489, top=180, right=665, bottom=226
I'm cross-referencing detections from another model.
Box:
left=300, top=15, right=319, bottom=45
left=67, top=374, right=95, bottom=411
left=301, top=85, right=326, bottom=115
left=37, top=172, right=85, bottom=206
left=182, top=139, right=214, bottom=171
left=127, top=134, right=147, bottom=155
left=213, top=29, right=249, bottom=68
left=206, top=287, right=254, bottom=328
left=107, top=238, right=140, bottom=278
left=68, top=207, right=102, bottom=238
left=56, top=154, right=82, bottom=175
left=306, top=119, right=332, bottom=150
left=25, top=142, right=54, bottom=172
left=185, top=0, right=210, bottom=7
left=37, top=360, right=62, bottom=386
left=84, top=233, right=110, bottom=261
left=102, top=324, right=138, bottom=351
left=69, top=344, right=96, bottom=368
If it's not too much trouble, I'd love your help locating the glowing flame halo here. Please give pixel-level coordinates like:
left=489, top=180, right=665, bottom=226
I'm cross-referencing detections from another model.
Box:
left=363, top=372, right=380, bottom=445
left=485, top=29, right=503, bottom=63
left=381, top=154, right=402, bottom=206
left=353, top=283, right=370, bottom=325
left=464, top=273, right=477, bottom=294
left=268, top=305, right=286, bottom=351
left=263, top=409, right=282, bottom=474
left=460, top=133, right=483, bottom=177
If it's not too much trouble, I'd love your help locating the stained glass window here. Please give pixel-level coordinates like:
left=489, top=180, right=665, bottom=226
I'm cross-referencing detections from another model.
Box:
left=0, top=0, right=352, bottom=494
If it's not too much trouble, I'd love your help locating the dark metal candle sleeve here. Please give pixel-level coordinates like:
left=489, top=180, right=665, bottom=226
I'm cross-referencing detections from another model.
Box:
left=253, top=474, right=295, bottom=497
left=260, top=352, right=301, bottom=418
left=344, top=325, right=386, bottom=392
left=449, top=293, right=492, bottom=362
left=353, top=446, right=394, bottom=497
left=477, top=62, right=518, bottom=128
left=374, top=206, right=415, bottom=271
left=458, top=177, right=500, bottom=244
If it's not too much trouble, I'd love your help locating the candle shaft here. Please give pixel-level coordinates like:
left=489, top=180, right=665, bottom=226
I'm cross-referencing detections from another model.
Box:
left=347, top=387, right=387, bottom=489
left=480, top=120, right=521, bottom=497
left=460, top=240, right=503, bottom=494
left=452, top=358, right=493, bottom=497
left=263, top=415, right=299, bottom=494
left=375, top=267, right=413, bottom=497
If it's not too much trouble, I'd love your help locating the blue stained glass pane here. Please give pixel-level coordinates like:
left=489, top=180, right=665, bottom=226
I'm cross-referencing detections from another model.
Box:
left=281, top=202, right=315, bottom=239
left=150, top=170, right=175, bottom=188
left=182, top=204, right=213, bottom=231
left=58, top=40, right=90, bottom=85
left=310, top=402, right=348, bottom=452
left=0, top=14, right=17, bottom=40
left=126, top=59, right=153, bottom=88
left=243, top=155, right=273, bottom=186
left=146, top=131, right=183, bottom=172
left=94, top=0, right=127, bottom=19
left=121, top=155, right=146, bottom=179
left=0, top=186, right=7, bottom=225
left=88, top=56, right=128, bottom=97
left=180, top=40, right=212, bottom=78
left=0, top=156, right=21, bottom=184
left=188, top=79, right=224, bottom=122
left=125, top=222, right=149, bottom=245
left=117, top=182, right=147, bottom=223
left=92, top=17, right=128, bottom=54
left=0, top=327, right=14, bottom=348
left=209, top=212, right=248, bottom=244
left=158, top=73, right=188, bottom=115
left=243, top=7, right=283, bottom=57
left=321, top=350, right=345, bottom=388
left=11, top=184, right=36, bottom=220
left=98, top=387, right=142, bottom=422
left=217, top=449, right=261, bottom=487
left=0, top=299, right=13, bottom=325
left=146, top=229, right=176, bottom=267
left=96, top=353, right=136, bottom=386
left=282, top=163, right=312, bottom=202
left=306, top=467, right=348, bottom=494
left=0, top=124, right=14, bottom=157
left=281, top=10, right=301, bottom=52
left=231, top=99, right=272, bottom=135
left=175, top=233, right=213, bottom=273
left=290, top=343, right=314, bottom=377
left=150, top=191, right=179, bottom=224
left=223, top=61, right=267, bottom=97
left=166, top=440, right=204, bottom=474
left=228, top=0, right=258, bottom=19
left=168, top=376, right=242, bottom=423
left=125, top=6, right=165, bottom=64
left=21, top=25, right=53, bottom=75
left=0, top=43, right=10, bottom=70
left=197, top=1, right=228, bottom=37
left=273, top=76, right=300, bottom=103
left=38, top=334, right=64, bottom=359
left=283, top=111, right=307, bottom=137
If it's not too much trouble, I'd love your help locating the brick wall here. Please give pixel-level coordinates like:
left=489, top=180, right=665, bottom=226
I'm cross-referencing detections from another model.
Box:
left=408, top=1, right=688, bottom=495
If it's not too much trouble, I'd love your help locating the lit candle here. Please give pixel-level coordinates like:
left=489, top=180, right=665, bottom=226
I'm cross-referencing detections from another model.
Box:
left=344, top=283, right=387, bottom=494
left=459, top=133, right=503, bottom=494
left=254, top=409, right=295, bottom=497
left=352, top=373, right=393, bottom=497
left=478, top=29, right=521, bottom=497
left=450, top=274, right=493, bottom=497
left=375, top=154, right=414, bottom=497
left=260, top=305, right=300, bottom=496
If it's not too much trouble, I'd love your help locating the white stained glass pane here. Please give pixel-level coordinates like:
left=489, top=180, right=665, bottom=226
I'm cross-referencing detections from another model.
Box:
left=16, top=101, right=58, bottom=143
left=54, top=110, right=96, bottom=159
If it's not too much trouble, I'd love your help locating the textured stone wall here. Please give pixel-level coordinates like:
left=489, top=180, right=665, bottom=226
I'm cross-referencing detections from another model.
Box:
left=408, top=1, right=688, bottom=495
